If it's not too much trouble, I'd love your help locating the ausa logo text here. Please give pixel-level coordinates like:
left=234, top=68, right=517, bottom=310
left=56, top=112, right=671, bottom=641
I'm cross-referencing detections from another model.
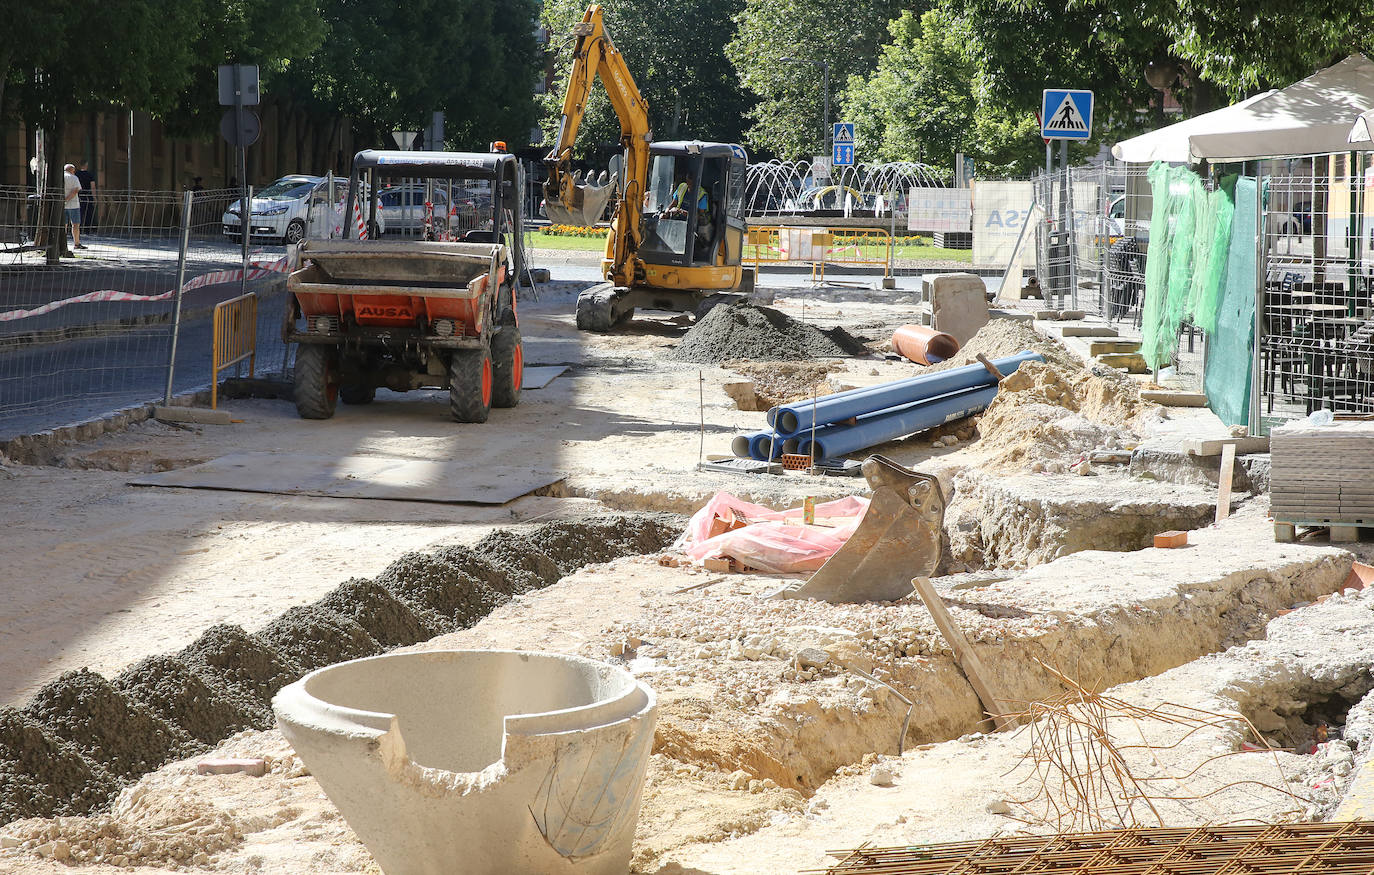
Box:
left=357, top=305, right=413, bottom=319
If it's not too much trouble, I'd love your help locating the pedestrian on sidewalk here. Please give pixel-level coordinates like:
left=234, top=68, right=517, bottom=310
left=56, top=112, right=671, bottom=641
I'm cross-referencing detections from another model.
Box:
left=63, top=163, right=86, bottom=251
left=76, top=160, right=97, bottom=232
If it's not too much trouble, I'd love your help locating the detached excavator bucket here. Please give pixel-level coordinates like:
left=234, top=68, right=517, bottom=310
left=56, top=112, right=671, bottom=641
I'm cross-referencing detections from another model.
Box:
left=772, top=455, right=945, bottom=604
left=544, top=171, right=617, bottom=226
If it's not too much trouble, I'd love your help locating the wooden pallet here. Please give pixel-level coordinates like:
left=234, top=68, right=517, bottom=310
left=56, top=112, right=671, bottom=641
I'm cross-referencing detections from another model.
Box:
left=1274, top=518, right=1372, bottom=543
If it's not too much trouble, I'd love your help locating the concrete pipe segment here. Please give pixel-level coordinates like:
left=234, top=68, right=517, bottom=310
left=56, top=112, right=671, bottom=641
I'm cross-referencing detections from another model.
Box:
left=273, top=650, right=658, bottom=875
left=891, top=324, right=961, bottom=365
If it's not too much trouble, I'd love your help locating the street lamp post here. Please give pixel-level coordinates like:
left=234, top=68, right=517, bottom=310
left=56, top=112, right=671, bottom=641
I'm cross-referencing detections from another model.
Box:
left=780, top=56, right=830, bottom=160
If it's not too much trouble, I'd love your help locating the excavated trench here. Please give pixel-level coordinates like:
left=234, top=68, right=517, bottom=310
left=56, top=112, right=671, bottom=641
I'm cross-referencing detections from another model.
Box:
left=0, top=513, right=683, bottom=827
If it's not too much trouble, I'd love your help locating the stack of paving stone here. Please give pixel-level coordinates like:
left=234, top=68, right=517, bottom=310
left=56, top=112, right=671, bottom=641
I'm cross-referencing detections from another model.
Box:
left=1270, top=420, right=1374, bottom=524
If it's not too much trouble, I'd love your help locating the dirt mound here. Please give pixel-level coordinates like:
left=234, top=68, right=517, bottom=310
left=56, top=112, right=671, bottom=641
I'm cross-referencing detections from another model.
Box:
left=925, top=318, right=1076, bottom=373
left=0, top=708, right=119, bottom=823
left=974, top=360, right=1161, bottom=471
left=473, top=530, right=562, bottom=593
left=314, top=578, right=436, bottom=648
left=723, top=360, right=840, bottom=407
left=23, top=669, right=193, bottom=780
left=374, top=551, right=505, bottom=633
left=177, top=625, right=303, bottom=729
left=526, top=514, right=684, bottom=575
left=670, top=303, right=868, bottom=363
left=256, top=605, right=383, bottom=673
left=113, top=655, right=256, bottom=745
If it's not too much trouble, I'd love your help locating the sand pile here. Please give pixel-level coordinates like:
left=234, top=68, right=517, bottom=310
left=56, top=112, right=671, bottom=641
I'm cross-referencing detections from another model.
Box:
left=974, top=359, right=1162, bottom=471
left=723, top=360, right=839, bottom=407
left=670, top=303, right=867, bottom=363
left=0, top=709, right=119, bottom=823
left=922, top=318, right=1076, bottom=373
left=177, top=626, right=303, bottom=730
left=372, top=550, right=505, bottom=634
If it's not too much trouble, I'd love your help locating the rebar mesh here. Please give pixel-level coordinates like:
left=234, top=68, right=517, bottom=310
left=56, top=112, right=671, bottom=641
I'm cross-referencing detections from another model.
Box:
left=817, top=821, right=1374, bottom=875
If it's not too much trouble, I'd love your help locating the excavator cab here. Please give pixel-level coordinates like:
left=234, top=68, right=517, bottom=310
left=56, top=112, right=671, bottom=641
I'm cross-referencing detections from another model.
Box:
left=639, top=142, right=748, bottom=270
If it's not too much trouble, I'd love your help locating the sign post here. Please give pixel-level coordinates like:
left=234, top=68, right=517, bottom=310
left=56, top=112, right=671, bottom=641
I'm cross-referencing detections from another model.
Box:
left=832, top=122, right=855, bottom=167
left=219, top=64, right=260, bottom=293
left=1039, top=89, right=1092, bottom=310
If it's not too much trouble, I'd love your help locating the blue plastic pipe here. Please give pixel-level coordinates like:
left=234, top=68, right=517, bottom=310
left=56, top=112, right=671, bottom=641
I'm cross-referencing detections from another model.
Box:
left=769, top=351, right=1042, bottom=437
left=797, top=385, right=998, bottom=460
left=748, top=431, right=785, bottom=461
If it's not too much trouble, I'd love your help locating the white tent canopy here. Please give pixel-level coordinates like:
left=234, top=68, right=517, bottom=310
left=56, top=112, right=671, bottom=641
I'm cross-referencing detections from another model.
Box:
left=1113, top=54, right=1374, bottom=164
left=1111, top=92, right=1274, bottom=163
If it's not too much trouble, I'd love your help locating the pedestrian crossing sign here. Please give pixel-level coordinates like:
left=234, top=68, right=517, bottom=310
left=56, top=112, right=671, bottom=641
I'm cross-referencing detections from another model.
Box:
left=833, top=123, right=855, bottom=165
left=1040, top=90, right=1094, bottom=140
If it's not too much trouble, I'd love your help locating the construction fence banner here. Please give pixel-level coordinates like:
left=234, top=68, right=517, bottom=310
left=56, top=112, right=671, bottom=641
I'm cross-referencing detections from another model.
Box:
left=971, top=180, right=1036, bottom=268
left=906, top=187, right=971, bottom=233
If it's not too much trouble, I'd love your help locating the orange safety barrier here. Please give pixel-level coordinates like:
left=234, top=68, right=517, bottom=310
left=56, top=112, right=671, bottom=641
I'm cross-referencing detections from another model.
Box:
left=745, top=225, right=893, bottom=282
left=211, top=292, right=257, bottom=409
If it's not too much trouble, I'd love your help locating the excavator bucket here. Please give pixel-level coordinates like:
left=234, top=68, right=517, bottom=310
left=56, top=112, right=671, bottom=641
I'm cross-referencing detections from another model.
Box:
left=771, top=455, right=945, bottom=604
left=544, top=171, right=617, bottom=227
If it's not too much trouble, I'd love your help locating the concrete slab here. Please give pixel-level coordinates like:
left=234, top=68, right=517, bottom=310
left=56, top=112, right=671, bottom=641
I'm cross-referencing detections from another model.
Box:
left=522, top=365, right=568, bottom=390
left=927, top=274, right=989, bottom=345
left=130, top=452, right=563, bottom=505
left=154, top=407, right=234, bottom=425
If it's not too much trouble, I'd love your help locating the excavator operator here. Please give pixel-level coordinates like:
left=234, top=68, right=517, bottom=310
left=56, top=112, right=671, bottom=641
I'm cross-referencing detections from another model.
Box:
left=666, top=172, right=713, bottom=255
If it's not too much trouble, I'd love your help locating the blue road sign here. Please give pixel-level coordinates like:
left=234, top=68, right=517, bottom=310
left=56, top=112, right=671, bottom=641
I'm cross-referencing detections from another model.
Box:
left=1040, top=90, right=1094, bottom=140
left=833, top=122, right=855, bottom=166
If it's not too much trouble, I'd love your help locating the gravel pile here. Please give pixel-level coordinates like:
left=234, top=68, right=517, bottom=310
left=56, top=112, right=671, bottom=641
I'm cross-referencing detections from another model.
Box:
left=0, top=512, right=687, bottom=828
left=0, top=708, right=119, bottom=822
left=113, top=655, right=256, bottom=745
left=23, top=669, right=193, bottom=780
left=373, top=551, right=504, bottom=633
left=257, top=605, right=383, bottom=672
left=670, top=303, right=867, bottom=363
left=473, top=530, right=562, bottom=593
left=314, top=578, right=436, bottom=648
left=177, top=625, right=303, bottom=729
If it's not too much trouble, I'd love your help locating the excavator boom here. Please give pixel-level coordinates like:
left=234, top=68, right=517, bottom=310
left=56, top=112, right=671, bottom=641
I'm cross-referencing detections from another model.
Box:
left=543, top=4, right=651, bottom=287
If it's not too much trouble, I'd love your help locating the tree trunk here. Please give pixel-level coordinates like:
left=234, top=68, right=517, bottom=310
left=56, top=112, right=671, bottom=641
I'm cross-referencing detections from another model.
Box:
left=43, top=112, right=69, bottom=265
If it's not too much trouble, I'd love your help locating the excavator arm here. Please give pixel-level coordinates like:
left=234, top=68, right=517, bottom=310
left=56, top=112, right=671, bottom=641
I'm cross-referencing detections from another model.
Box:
left=543, top=4, right=651, bottom=287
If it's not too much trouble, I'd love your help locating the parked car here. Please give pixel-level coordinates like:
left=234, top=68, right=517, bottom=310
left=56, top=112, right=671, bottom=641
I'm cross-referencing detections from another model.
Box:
left=376, top=185, right=452, bottom=236
left=223, top=175, right=384, bottom=244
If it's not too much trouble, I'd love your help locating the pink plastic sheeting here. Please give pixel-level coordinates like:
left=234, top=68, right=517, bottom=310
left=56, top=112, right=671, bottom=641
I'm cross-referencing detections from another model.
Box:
left=680, top=492, right=870, bottom=573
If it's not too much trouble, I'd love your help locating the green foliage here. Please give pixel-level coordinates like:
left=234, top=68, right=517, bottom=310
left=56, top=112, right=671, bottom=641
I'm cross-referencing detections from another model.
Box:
left=726, top=0, right=906, bottom=160
left=839, top=8, right=1050, bottom=176
left=539, top=0, right=752, bottom=161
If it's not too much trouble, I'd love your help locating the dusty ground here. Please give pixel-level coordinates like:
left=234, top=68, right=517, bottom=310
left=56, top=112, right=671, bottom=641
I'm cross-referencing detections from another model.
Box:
left=5, top=269, right=1354, bottom=875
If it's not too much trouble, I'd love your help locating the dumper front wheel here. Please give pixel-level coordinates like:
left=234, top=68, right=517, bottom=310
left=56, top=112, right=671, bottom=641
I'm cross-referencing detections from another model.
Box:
left=294, top=344, right=339, bottom=420
left=491, top=325, right=522, bottom=408
left=449, top=349, right=492, bottom=423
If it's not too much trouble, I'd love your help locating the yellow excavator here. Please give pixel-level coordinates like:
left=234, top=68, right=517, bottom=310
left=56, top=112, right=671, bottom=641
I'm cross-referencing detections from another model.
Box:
left=544, top=4, right=756, bottom=331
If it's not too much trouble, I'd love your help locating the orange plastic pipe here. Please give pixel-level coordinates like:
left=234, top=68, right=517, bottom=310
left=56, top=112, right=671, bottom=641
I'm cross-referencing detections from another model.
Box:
left=892, top=324, right=960, bottom=365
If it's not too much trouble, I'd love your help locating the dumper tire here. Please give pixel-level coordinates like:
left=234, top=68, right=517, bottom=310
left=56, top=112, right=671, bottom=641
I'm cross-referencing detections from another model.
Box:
left=449, top=348, right=492, bottom=423
left=491, top=323, right=522, bottom=409
left=294, top=344, right=338, bottom=420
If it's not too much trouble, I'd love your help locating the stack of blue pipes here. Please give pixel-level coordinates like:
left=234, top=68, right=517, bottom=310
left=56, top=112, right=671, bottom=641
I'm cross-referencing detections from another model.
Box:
left=732, top=351, right=1044, bottom=462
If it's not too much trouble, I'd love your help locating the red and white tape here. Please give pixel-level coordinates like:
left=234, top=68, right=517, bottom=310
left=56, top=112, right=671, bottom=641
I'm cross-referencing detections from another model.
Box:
left=0, top=256, right=289, bottom=323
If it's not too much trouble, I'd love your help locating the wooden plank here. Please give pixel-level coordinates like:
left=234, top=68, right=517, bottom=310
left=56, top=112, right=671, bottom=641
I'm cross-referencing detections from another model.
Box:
left=910, top=576, right=1017, bottom=732
left=1216, top=443, right=1236, bottom=524
left=1140, top=390, right=1208, bottom=407
left=1184, top=436, right=1270, bottom=456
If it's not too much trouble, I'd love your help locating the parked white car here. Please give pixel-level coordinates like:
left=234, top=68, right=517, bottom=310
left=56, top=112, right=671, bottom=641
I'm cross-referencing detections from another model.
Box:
left=222, top=175, right=385, bottom=244
left=376, top=184, right=453, bottom=236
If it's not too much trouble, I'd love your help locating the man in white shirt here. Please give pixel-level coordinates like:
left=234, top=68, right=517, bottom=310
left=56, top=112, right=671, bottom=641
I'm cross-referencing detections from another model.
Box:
left=63, top=163, right=85, bottom=250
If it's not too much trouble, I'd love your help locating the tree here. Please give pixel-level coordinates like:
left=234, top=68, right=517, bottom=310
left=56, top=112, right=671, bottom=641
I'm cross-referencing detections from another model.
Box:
left=840, top=8, right=1051, bottom=176
left=538, top=0, right=754, bottom=161
left=725, top=0, right=906, bottom=160
left=306, top=0, right=541, bottom=151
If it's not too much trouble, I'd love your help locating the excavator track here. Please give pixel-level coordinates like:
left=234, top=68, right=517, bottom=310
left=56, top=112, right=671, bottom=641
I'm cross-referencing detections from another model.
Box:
left=575, top=283, right=632, bottom=332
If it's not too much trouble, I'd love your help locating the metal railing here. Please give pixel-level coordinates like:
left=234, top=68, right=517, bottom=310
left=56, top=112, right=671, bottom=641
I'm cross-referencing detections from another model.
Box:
left=745, top=225, right=893, bottom=282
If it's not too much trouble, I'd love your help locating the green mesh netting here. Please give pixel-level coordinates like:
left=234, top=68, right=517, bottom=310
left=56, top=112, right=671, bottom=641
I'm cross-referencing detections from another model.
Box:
left=1142, top=163, right=1238, bottom=370
left=1187, top=178, right=1237, bottom=335
left=1203, top=176, right=1258, bottom=428
left=1141, top=163, right=1188, bottom=369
